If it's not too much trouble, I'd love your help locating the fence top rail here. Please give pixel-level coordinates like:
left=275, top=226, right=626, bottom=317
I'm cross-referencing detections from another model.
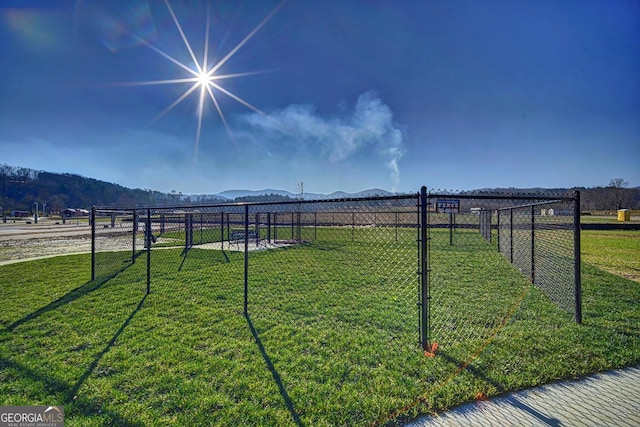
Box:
left=93, top=209, right=134, bottom=214
left=427, top=193, right=576, bottom=202
left=494, top=199, right=565, bottom=211
left=94, top=190, right=578, bottom=213
left=93, top=193, right=420, bottom=212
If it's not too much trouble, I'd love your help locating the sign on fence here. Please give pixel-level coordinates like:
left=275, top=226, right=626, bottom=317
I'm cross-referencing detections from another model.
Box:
left=436, top=199, right=460, bottom=213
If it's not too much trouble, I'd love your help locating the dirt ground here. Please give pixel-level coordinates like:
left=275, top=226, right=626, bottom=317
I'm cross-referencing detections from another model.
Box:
left=0, top=219, right=93, bottom=265
left=0, top=236, right=92, bottom=265
left=0, top=218, right=295, bottom=265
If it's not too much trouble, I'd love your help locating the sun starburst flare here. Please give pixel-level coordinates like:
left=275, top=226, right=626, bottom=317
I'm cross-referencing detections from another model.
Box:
left=123, top=0, right=284, bottom=162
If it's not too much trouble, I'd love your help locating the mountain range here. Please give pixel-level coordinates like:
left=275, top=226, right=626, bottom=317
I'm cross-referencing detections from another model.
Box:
left=209, top=188, right=394, bottom=201
left=0, top=164, right=398, bottom=213
left=1, top=164, right=638, bottom=213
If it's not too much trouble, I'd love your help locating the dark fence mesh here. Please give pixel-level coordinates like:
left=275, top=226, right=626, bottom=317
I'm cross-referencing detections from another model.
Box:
left=92, top=210, right=137, bottom=283
left=93, top=196, right=421, bottom=347
left=246, top=198, right=420, bottom=351
left=426, top=192, right=579, bottom=361
left=89, top=190, right=579, bottom=422
left=93, top=192, right=580, bottom=355
left=496, top=199, right=577, bottom=313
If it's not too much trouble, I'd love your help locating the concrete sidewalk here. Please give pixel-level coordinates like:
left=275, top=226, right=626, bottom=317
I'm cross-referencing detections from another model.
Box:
left=408, top=366, right=640, bottom=426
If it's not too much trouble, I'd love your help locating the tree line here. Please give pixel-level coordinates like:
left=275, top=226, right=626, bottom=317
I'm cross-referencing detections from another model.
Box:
left=0, top=165, right=192, bottom=215
left=0, top=165, right=295, bottom=216
left=1, top=164, right=637, bottom=216
left=578, top=178, right=639, bottom=212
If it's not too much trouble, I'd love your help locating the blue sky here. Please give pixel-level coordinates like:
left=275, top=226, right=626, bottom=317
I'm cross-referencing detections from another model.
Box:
left=1, top=0, right=638, bottom=195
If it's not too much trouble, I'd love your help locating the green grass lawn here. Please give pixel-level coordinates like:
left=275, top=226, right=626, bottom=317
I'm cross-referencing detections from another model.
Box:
left=580, top=214, right=640, bottom=224
left=581, top=230, right=640, bottom=282
left=1, top=228, right=639, bottom=425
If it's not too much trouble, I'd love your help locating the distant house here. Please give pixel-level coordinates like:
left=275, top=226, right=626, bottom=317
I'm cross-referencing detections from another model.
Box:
left=63, top=208, right=90, bottom=217
left=11, top=210, right=30, bottom=218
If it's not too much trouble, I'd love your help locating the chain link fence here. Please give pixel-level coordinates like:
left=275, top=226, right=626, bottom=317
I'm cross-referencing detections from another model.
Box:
left=91, top=188, right=580, bottom=378
left=92, top=210, right=139, bottom=284
left=496, top=198, right=579, bottom=314
left=424, top=191, right=581, bottom=362
left=244, top=198, right=421, bottom=367
left=92, top=195, right=422, bottom=345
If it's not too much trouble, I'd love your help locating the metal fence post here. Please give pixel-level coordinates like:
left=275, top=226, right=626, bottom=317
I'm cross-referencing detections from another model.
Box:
left=574, top=190, right=582, bottom=323
left=531, top=205, right=535, bottom=283
left=420, top=186, right=430, bottom=351
left=496, top=209, right=500, bottom=251
left=291, top=212, right=294, bottom=240
left=187, top=213, right=193, bottom=249
left=268, top=212, right=272, bottom=243
left=220, top=212, right=224, bottom=248
left=449, top=212, right=453, bottom=246
left=352, top=212, right=355, bottom=242
left=91, top=207, right=96, bottom=281
left=244, top=204, right=249, bottom=315
left=255, top=213, right=260, bottom=245
left=146, top=209, right=151, bottom=295
left=395, top=211, right=399, bottom=243
left=184, top=214, right=189, bottom=251
left=510, top=208, right=513, bottom=263
left=132, top=210, right=137, bottom=263
left=226, top=212, right=230, bottom=244
left=489, top=211, right=493, bottom=243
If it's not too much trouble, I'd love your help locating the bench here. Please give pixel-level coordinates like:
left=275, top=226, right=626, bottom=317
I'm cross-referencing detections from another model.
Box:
left=230, top=230, right=259, bottom=241
left=229, top=229, right=261, bottom=249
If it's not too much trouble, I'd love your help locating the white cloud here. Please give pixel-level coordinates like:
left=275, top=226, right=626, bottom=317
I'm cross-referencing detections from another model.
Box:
left=239, top=92, right=406, bottom=191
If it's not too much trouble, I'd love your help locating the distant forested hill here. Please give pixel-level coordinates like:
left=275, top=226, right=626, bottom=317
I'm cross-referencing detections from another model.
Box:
left=465, top=186, right=640, bottom=211
left=0, top=165, right=186, bottom=214
left=1, top=164, right=638, bottom=216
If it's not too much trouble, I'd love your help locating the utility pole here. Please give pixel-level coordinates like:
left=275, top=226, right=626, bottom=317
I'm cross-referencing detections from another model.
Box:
left=296, top=181, right=304, bottom=200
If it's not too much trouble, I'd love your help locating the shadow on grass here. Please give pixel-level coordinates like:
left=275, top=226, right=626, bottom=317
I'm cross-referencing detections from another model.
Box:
left=67, top=294, right=147, bottom=401
left=436, top=350, right=562, bottom=426
left=177, top=248, right=232, bottom=272
left=581, top=263, right=640, bottom=338
left=245, top=313, right=304, bottom=427
left=0, top=357, right=143, bottom=426
left=1, top=295, right=147, bottom=425
left=178, top=248, right=190, bottom=271
left=7, top=255, right=139, bottom=331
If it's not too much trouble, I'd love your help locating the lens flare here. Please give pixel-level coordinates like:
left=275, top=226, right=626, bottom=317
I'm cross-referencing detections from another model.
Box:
left=123, top=0, right=284, bottom=162
left=198, top=71, right=211, bottom=86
